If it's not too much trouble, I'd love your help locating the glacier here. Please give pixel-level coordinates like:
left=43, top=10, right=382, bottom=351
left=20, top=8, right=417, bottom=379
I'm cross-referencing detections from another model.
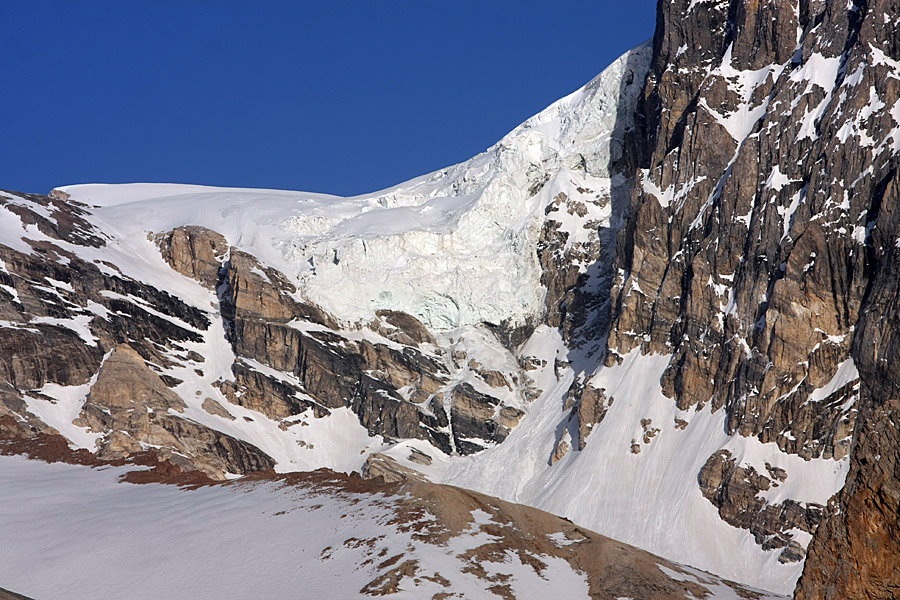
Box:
left=61, top=42, right=651, bottom=332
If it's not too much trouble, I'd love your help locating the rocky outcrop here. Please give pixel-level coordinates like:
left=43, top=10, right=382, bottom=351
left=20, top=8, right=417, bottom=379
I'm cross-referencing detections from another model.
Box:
left=0, top=194, right=281, bottom=479
left=221, top=249, right=332, bottom=325
left=538, top=190, right=616, bottom=344
left=360, top=452, right=427, bottom=483
left=575, top=384, right=611, bottom=450
left=233, top=320, right=361, bottom=408
left=0, top=388, right=52, bottom=440
left=2, top=189, right=106, bottom=248
left=373, top=309, right=436, bottom=346
left=354, top=337, right=448, bottom=404
left=79, top=345, right=187, bottom=415
left=0, top=325, right=103, bottom=390
left=155, top=225, right=228, bottom=289
left=188, top=229, right=525, bottom=456
left=449, top=383, right=516, bottom=455
left=201, top=397, right=235, bottom=420
left=798, top=213, right=900, bottom=599
left=75, top=345, right=273, bottom=479
left=352, top=376, right=422, bottom=439
left=228, top=315, right=459, bottom=452
left=551, top=434, right=570, bottom=464
left=217, top=360, right=328, bottom=420
left=698, top=450, right=822, bottom=564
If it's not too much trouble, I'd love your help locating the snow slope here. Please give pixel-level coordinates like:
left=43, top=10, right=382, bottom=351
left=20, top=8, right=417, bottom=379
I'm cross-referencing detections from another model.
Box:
left=372, top=329, right=850, bottom=595
left=0, top=454, right=783, bottom=600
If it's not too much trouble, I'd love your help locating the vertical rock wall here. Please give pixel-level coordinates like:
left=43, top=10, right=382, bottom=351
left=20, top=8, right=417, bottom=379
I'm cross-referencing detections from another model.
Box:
left=606, top=1, right=900, bottom=596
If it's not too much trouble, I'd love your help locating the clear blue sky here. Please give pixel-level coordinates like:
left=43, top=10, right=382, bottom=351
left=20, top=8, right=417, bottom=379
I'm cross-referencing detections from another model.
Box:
left=1, top=1, right=657, bottom=196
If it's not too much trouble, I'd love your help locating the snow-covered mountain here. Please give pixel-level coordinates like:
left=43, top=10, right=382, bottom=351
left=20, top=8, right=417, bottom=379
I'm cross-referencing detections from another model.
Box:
left=3, top=2, right=900, bottom=598
left=51, top=42, right=647, bottom=335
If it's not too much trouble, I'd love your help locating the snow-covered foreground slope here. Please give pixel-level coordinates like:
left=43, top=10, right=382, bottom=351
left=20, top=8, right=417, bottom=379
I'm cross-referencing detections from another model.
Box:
left=0, top=454, right=584, bottom=600
left=0, top=454, right=783, bottom=600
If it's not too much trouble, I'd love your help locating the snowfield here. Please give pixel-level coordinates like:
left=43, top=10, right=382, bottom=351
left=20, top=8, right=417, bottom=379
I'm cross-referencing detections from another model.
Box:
left=0, top=455, right=594, bottom=600
left=0, top=454, right=785, bottom=600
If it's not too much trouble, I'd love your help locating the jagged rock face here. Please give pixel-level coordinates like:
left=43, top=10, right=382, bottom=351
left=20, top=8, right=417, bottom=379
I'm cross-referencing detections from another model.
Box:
left=698, top=449, right=822, bottom=564
left=75, top=345, right=274, bottom=479
left=0, top=198, right=531, bottom=482
left=538, top=188, right=618, bottom=346
left=0, top=324, right=103, bottom=391
left=606, top=1, right=900, bottom=596
left=795, top=390, right=900, bottom=600
left=797, top=160, right=900, bottom=597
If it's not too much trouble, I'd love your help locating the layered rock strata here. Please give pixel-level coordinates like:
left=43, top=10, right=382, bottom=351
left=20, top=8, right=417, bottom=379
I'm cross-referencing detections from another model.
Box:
left=602, top=1, right=900, bottom=596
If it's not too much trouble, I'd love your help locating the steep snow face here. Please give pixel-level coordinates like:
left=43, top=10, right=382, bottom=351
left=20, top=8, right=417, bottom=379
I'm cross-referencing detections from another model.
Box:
left=60, top=43, right=650, bottom=331
left=373, top=330, right=850, bottom=595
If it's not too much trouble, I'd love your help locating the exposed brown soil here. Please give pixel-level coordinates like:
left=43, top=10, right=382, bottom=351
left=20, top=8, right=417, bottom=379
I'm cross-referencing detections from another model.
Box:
left=0, top=417, right=100, bottom=466
left=0, top=587, right=34, bottom=600
left=0, top=416, right=215, bottom=486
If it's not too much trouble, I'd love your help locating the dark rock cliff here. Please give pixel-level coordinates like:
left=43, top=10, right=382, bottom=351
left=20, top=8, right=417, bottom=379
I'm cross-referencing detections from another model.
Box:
left=607, top=1, right=899, bottom=596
